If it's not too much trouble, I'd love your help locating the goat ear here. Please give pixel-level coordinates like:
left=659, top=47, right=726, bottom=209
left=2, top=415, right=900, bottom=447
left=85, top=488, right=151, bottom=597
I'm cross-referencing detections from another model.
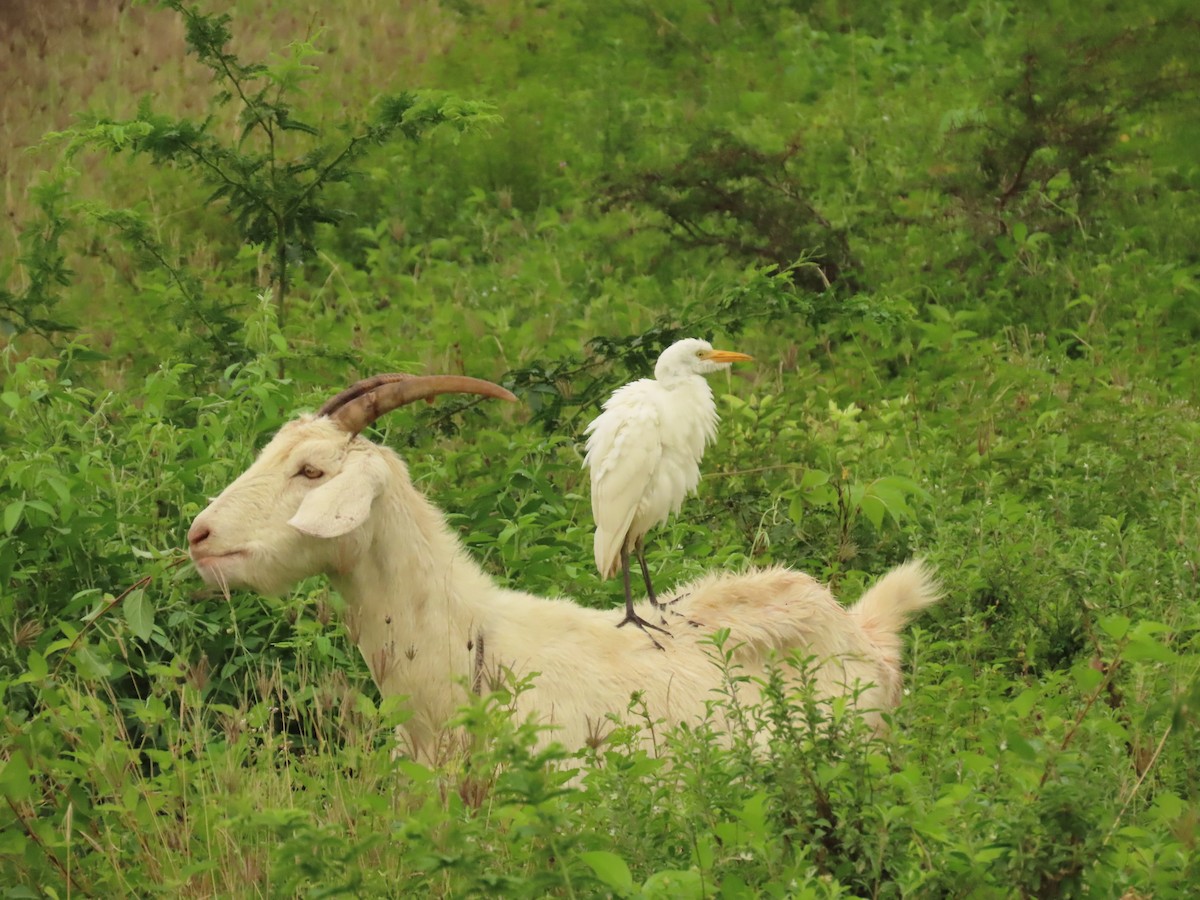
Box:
left=287, top=456, right=388, bottom=539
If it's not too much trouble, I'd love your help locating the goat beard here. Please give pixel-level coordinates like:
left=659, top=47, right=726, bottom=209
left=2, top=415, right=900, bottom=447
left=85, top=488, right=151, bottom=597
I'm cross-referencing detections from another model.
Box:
left=193, top=555, right=236, bottom=601
left=193, top=551, right=286, bottom=598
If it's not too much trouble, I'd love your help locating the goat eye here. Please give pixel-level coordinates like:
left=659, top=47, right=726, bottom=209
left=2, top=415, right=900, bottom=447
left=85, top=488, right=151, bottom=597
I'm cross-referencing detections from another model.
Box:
left=298, top=464, right=324, bottom=480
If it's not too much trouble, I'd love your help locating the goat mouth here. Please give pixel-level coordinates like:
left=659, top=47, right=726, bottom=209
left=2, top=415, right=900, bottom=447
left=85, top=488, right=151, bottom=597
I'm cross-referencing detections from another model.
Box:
left=191, top=550, right=250, bottom=598
left=191, top=550, right=246, bottom=566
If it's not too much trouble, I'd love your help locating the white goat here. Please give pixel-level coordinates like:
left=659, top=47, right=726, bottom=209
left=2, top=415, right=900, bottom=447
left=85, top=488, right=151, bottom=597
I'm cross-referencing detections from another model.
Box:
left=188, top=374, right=940, bottom=761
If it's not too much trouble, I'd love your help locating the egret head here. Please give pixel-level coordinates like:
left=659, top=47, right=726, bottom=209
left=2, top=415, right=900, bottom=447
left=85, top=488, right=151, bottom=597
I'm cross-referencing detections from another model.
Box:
left=654, top=338, right=753, bottom=382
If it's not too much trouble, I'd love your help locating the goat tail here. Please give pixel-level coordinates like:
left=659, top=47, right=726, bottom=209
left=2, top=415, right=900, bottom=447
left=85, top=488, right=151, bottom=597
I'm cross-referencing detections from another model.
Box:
left=849, top=559, right=941, bottom=656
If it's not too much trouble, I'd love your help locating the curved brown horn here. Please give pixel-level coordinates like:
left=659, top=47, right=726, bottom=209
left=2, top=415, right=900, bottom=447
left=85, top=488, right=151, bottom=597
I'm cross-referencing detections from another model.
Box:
left=318, top=373, right=517, bottom=435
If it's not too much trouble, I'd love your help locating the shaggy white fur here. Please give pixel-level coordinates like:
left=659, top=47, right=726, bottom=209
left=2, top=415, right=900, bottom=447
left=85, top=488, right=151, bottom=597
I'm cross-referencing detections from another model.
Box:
left=189, top=415, right=940, bottom=761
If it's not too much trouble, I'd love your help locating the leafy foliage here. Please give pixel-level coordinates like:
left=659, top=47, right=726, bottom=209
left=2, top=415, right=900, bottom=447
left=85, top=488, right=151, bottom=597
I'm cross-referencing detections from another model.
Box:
left=43, top=0, right=496, bottom=362
left=1, top=0, right=1199, bottom=895
left=937, top=0, right=1199, bottom=228
left=601, top=131, right=859, bottom=292
left=0, top=175, right=76, bottom=343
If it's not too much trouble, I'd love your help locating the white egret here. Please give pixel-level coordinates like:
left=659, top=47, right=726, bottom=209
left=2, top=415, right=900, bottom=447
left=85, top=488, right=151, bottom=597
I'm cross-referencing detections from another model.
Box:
left=584, top=338, right=753, bottom=645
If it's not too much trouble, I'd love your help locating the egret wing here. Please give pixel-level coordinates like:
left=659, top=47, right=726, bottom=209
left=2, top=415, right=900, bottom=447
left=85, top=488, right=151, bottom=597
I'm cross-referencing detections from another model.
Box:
left=584, top=385, right=663, bottom=579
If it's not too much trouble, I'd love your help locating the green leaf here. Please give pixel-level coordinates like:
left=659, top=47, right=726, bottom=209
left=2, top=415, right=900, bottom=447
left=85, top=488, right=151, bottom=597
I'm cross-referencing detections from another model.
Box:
left=74, top=645, right=112, bottom=680
left=1003, top=726, right=1039, bottom=762
left=800, top=468, right=830, bottom=489
left=642, top=869, right=704, bottom=899
left=1099, top=615, right=1131, bottom=640
left=354, top=693, right=378, bottom=717
left=1151, top=790, right=1185, bottom=822
left=973, top=846, right=1007, bottom=864
left=25, top=650, right=48, bottom=681
left=736, top=791, right=769, bottom=842
left=123, top=589, right=155, bottom=641
left=3, top=500, right=25, bottom=535
left=1072, top=661, right=1105, bottom=693
left=787, top=494, right=805, bottom=526
left=0, top=752, right=32, bottom=802
left=713, top=821, right=740, bottom=847
left=579, top=851, right=633, bottom=894
left=1009, top=687, right=1039, bottom=718
left=859, top=494, right=887, bottom=530
left=1124, top=636, right=1179, bottom=664
left=1129, top=619, right=1172, bottom=639
left=717, top=873, right=753, bottom=899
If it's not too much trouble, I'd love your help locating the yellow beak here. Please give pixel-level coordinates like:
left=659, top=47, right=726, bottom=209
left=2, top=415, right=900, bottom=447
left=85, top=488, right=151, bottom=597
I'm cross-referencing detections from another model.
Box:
left=701, top=349, right=754, bottom=364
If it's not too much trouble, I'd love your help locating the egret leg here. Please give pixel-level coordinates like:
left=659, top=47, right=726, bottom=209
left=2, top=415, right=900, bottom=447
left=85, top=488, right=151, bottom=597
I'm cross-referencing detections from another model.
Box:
left=616, top=546, right=670, bottom=649
left=633, top=537, right=661, bottom=610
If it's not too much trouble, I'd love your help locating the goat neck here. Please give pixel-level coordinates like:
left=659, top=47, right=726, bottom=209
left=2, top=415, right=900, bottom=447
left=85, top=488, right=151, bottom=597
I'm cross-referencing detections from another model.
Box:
left=330, top=453, right=494, bottom=751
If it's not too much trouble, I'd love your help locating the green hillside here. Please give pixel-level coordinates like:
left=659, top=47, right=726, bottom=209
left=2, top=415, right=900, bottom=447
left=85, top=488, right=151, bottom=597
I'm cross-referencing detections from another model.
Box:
left=2, top=0, right=1198, bottom=895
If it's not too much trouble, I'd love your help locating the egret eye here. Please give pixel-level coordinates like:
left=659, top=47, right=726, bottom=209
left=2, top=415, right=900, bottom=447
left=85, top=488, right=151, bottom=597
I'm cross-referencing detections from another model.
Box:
left=298, top=464, right=324, bottom=480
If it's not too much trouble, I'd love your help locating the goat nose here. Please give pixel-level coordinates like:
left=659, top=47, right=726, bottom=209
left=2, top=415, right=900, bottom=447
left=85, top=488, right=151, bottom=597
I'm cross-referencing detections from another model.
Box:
left=188, top=521, right=211, bottom=548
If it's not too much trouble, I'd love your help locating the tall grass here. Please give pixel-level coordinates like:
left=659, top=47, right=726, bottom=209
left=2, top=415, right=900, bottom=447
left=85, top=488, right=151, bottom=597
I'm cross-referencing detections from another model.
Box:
left=2, top=0, right=1198, bottom=894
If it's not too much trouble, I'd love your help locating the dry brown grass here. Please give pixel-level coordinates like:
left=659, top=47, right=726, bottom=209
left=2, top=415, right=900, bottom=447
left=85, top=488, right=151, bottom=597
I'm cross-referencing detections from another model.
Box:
left=2, top=0, right=467, bottom=261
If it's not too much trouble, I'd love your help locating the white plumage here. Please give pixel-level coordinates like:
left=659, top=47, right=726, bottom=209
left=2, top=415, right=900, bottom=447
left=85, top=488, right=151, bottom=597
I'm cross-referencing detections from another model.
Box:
left=584, top=338, right=753, bottom=643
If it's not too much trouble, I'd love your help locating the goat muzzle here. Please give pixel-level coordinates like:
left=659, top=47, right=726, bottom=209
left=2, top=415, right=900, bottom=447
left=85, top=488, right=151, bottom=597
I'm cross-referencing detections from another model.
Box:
left=318, top=373, right=517, bottom=435
left=187, top=521, right=211, bottom=549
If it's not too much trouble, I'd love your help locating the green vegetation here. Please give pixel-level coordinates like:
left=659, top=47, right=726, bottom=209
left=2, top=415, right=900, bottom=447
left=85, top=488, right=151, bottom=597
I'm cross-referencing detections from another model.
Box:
left=2, top=0, right=1198, bottom=895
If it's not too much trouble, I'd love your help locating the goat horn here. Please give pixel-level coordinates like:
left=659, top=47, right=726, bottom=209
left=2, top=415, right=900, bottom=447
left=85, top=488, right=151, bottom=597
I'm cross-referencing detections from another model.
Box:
left=318, top=373, right=517, bottom=435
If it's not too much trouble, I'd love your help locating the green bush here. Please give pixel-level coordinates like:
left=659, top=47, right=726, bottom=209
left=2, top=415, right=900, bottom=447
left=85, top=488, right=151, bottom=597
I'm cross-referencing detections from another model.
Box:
left=2, top=0, right=1198, bottom=894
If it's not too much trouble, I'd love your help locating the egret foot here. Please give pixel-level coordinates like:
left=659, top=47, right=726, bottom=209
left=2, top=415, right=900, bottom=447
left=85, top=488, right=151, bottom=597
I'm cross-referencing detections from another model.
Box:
left=617, top=545, right=672, bottom=647
left=664, top=609, right=701, bottom=627
left=660, top=593, right=699, bottom=626
left=617, top=609, right=671, bottom=650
